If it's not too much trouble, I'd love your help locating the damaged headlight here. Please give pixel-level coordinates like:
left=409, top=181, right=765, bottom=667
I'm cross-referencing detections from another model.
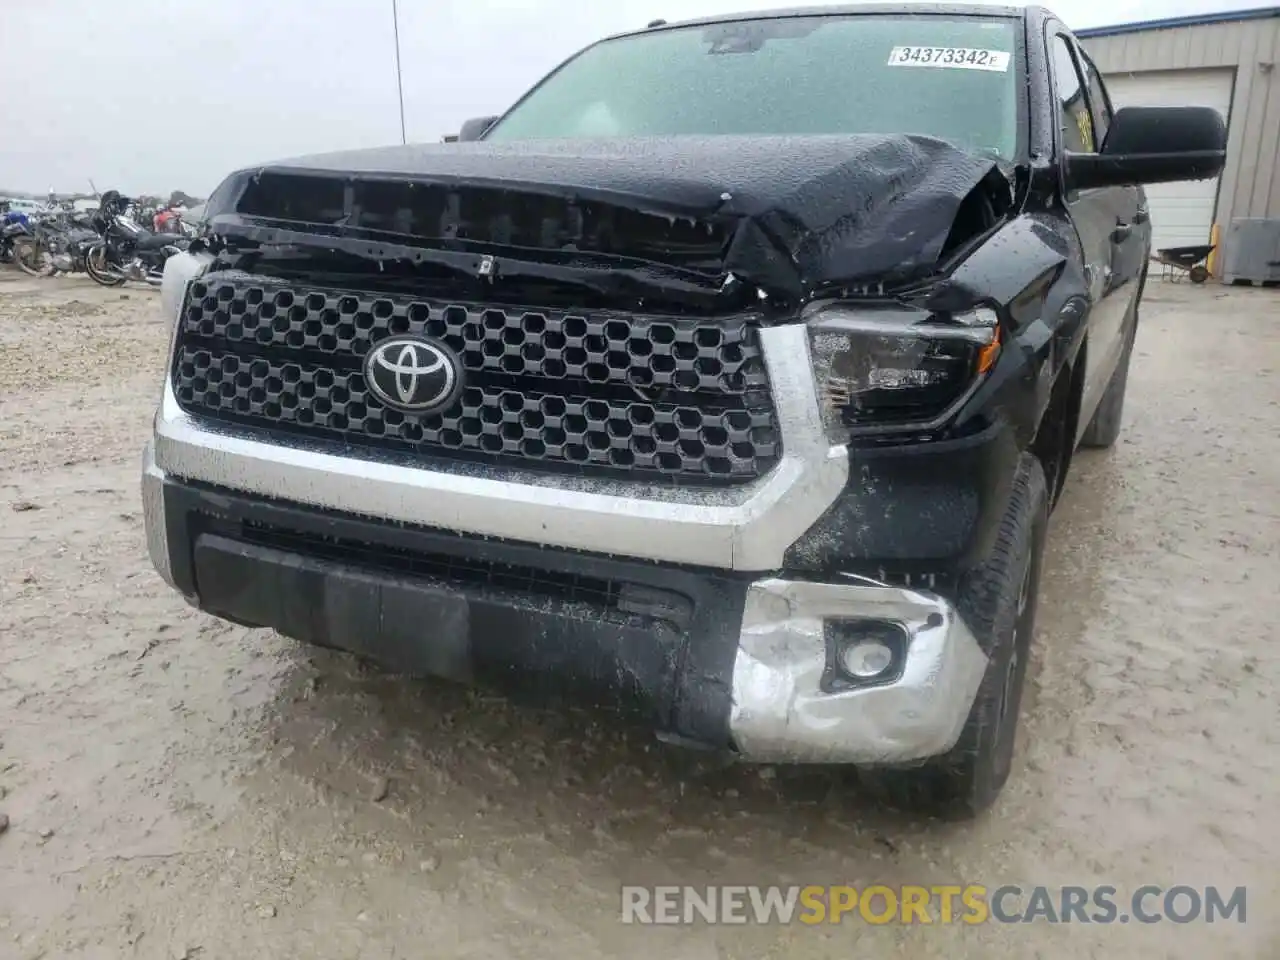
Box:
left=807, top=304, right=1000, bottom=441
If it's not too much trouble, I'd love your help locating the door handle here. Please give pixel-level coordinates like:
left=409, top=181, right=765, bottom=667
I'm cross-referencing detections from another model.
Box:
left=1133, top=208, right=1150, bottom=224
left=1111, top=221, right=1132, bottom=243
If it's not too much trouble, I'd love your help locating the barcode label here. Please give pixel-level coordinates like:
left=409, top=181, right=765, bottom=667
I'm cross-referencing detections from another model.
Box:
left=887, top=47, right=1011, bottom=71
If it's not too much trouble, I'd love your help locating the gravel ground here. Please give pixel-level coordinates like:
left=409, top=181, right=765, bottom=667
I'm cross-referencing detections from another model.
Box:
left=0, top=271, right=1277, bottom=960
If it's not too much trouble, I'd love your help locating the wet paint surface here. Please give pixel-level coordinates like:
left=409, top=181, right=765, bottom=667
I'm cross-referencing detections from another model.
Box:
left=1, top=274, right=1278, bottom=959
left=207, top=133, right=1007, bottom=304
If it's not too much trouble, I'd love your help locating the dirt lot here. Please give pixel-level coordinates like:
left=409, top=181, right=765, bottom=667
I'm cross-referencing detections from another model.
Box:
left=0, top=271, right=1276, bottom=959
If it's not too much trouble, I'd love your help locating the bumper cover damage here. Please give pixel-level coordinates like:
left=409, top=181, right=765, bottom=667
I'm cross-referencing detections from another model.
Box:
left=732, top=579, right=986, bottom=764
left=144, top=443, right=987, bottom=765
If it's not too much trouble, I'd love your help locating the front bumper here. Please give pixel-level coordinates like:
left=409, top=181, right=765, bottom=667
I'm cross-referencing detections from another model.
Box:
left=732, top=579, right=987, bottom=764
left=142, top=443, right=987, bottom=765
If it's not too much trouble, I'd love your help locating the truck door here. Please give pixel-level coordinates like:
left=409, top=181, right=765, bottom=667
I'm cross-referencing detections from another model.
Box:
left=1078, top=45, right=1150, bottom=296
left=1047, top=30, right=1130, bottom=425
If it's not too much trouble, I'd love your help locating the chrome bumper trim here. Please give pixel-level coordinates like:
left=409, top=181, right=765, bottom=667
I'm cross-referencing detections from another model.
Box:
left=730, top=579, right=988, bottom=764
left=150, top=318, right=848, bottom=571
left=141, top=438, right=176, bottom=589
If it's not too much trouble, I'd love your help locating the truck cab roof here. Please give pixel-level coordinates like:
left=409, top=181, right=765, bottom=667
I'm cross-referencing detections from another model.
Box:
left=635, top=3, right=1053, bottom=33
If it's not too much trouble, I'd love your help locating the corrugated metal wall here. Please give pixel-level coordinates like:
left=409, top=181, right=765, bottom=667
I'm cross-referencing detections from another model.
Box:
left=1081, top=14, right=1280, bottom=231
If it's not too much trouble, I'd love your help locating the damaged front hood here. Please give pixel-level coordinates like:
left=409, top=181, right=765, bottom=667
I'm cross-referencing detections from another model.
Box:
left=206, top=135, right=1011, bottom=303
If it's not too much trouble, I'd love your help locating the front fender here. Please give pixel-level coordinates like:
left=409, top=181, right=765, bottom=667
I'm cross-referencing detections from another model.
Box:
left=927, top=213, right=1089, bottom=449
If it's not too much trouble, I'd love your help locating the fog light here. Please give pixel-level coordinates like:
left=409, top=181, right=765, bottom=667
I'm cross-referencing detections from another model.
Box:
left=822, top=618, right=908, bottom=691
left=840, top=640, right=895, bottom=679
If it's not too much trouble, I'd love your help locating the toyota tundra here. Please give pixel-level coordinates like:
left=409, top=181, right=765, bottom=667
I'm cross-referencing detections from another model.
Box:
left=142, top=4, right=1226, bottom=816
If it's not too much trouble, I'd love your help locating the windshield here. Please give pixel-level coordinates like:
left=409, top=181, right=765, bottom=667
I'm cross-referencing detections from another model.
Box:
left=485, top=15, right=1020, bottom=158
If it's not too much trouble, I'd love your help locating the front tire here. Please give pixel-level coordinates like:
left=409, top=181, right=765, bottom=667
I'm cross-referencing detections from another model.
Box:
left=84, top=244, right=127, bottom=286
left=865, top=454, right=1049, bottom=819
left=12, top=237, right=52, bottom=277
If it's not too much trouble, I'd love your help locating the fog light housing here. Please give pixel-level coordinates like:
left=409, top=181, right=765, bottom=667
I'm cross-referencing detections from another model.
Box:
left=822, top=619, right=909, bottom=691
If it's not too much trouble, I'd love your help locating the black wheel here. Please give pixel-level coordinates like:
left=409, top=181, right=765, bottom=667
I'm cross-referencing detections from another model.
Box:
left=84, top=243, right=127, bottom=286
left=1189, top=264, right=1209, bottom=284
left=864, top=454, right=1049, bottom=819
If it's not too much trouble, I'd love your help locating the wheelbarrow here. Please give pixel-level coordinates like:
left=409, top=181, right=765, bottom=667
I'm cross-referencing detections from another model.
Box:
left=1151, top=244, right=1215, bottom=284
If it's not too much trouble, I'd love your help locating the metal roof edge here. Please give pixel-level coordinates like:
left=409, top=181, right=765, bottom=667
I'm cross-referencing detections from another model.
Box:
left=1075, top=5, right=1279, bottom=38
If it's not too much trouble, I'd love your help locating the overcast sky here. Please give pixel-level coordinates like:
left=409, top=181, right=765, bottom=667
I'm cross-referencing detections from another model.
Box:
left=1, top=0, right=1262, bottom=197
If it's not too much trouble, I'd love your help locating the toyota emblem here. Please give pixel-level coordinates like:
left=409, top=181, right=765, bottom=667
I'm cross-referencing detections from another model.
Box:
left=363, top=336, right=462, bottom=414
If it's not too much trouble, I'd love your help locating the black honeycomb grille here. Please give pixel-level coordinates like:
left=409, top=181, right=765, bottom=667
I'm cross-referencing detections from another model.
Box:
left=171, top=274, right=780, bottom=485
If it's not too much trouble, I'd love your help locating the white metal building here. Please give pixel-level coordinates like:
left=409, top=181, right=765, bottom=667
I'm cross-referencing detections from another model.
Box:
left=1078, top=6, right=1280, bottom=266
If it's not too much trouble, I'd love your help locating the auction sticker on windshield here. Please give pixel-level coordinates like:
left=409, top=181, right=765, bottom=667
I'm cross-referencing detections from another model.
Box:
left=887, top=47, right=1011, bottom=71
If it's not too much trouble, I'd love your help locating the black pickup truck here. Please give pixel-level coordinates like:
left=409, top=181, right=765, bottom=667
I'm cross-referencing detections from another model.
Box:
left=145, top=4, right=1225, bottom=816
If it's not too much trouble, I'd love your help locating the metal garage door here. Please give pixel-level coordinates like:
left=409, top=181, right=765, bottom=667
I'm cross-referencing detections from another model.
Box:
left=1103, top=68, right=1234, bottom=250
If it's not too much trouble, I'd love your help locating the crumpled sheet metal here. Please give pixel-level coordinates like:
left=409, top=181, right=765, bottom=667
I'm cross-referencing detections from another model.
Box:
left=208, top=134, right=1007, bottom=301
left=729, top=578, right=989, bottom=764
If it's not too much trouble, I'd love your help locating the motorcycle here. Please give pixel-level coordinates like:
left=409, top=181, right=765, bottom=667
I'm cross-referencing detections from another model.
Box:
left=11, top=209, right=64, bottom=276
left=0, top=209, right=32, bottom=267
left=84, top=191, right=189, bottom=287
left=10, top=222, right=52, bottom=276
left=5, top=205, right=100, bottom=277
left=48, top=212, right=103, bottom=275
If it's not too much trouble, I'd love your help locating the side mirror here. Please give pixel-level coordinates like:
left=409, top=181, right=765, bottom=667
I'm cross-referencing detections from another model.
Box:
left=1064, top=106, right=1227, bottom=190
left=457, top=115, right=499, bottom=142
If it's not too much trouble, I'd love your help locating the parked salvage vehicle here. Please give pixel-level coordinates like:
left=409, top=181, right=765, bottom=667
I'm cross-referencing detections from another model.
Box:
left=9, top=214, right=55, bottom=277
left=49, top=211, right=104, bottom=275
left=143, top=3, right=1226, bottom=817
left=0, top=206, right=32, bottom=268
left=8, top=205, right=100, bottom=277
left=85, top=191, right=189, bottom=287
